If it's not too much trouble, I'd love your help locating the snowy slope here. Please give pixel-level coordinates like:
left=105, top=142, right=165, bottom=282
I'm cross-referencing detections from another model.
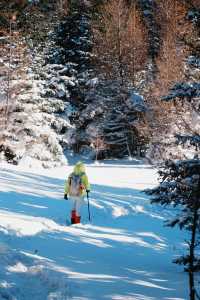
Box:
left=0, top=161, right=188, bottom=300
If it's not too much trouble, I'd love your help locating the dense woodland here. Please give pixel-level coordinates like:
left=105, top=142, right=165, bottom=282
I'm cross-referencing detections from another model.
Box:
left=1, top=1, right=200, bottom=299
left=0, top=0, right=199, bottom=166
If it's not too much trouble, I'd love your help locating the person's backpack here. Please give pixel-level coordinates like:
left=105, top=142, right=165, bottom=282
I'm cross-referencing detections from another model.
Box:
left=69, top=173, right=84, bottom=196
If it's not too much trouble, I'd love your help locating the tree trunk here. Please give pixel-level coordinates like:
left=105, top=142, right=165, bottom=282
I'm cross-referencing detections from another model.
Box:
left=189, top=271, right=195, bottom=300
left=188, top=207, right=198, bottom=300
left=117, top=0, right=124, bottom=86
left=5, top=19, right=13, bottom=129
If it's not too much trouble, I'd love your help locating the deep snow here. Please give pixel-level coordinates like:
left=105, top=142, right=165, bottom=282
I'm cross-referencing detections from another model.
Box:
left=0, top=160, right=188, bottom=300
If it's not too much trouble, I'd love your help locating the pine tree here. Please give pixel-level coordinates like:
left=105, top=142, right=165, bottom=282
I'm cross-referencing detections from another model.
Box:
left=46, top=0, right=93, bottom=107
left=102, top=89, right=148, bottom=158
left=0, top=3, right=71, bottom=167
left=37, top=0, right=96, bottom=157
left=146, top=159, right=200, bottom=300
left=0, top=14, right=29, bottom=163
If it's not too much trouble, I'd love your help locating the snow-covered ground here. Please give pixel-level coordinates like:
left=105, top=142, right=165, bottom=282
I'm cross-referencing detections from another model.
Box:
left=0, top=160, right=188, bottom=300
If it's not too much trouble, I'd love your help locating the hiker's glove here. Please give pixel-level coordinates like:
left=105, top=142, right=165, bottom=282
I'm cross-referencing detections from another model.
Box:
left=86, top=190, right=90, bottom=196
left=64, top=194, right=68, bottom=200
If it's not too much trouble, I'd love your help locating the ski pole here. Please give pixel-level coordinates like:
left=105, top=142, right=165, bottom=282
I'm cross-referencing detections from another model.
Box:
left=87, top=191, right=91, bottom=222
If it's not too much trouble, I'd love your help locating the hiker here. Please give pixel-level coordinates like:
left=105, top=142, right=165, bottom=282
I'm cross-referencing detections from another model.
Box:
left=64, top=161, right=90, bottom=224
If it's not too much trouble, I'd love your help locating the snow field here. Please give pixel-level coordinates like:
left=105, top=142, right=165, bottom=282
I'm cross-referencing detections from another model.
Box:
left=0, top=161, right=188, bottom=300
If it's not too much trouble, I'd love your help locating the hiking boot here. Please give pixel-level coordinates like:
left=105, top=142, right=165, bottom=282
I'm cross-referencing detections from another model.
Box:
left=75, top=216, right=81, bottom=224
left=71, top=210, right=76, bottom=224
left=71, top=217, right=76, bottom=224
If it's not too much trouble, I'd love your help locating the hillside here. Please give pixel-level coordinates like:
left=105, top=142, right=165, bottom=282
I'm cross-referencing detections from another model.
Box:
left=0, top=0, right=199, bottom=166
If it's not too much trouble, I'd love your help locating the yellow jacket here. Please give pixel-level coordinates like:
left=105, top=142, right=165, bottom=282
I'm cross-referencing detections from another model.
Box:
left=64, top=162, right=90, bottom=197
